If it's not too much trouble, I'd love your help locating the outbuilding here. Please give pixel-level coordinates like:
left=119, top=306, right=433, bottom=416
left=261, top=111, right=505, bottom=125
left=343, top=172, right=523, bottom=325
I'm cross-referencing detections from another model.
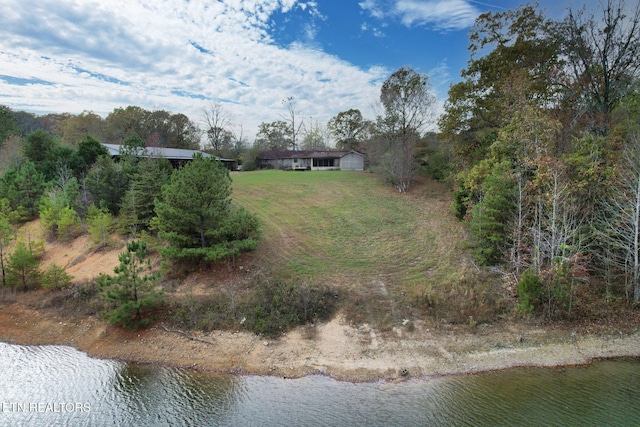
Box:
left=102, top=143, right=235, bottom=169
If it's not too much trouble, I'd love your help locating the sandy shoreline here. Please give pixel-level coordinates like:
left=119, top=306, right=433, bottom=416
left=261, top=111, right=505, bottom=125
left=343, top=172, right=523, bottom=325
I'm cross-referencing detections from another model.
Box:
left=1, top=302, right=639, bottom=382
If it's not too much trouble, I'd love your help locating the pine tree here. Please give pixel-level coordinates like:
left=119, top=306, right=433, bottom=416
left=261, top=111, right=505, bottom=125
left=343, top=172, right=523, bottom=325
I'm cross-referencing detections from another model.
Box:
left=98, top=240, right=163, bottom=329
left=1, top=161, right=46, bottom=220
left=119, top=158, right=171, bottom=236
left=470, top=160, right=516, bottom=265
left=41, top=262, right=73, bottom=290
left=6, top=241, right=40, bottom=292
left=85, top=156, right=132, bottom=215
left=155, top=154, right=260, bottom=262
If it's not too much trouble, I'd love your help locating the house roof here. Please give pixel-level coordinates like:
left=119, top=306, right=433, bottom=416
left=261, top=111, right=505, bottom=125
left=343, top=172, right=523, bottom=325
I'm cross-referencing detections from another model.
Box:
left=259, top=150, right=364, bottom=160
left=102, top=143, right=233, bottom=162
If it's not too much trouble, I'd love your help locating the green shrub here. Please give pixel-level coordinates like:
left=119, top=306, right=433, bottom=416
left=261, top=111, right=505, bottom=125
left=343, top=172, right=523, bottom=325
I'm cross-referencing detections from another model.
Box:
left=98, top=240, right=164, bottom=329
left=424, top=151, right=451, bottom=181
left=41, top=262, right=73, bottom=290
left=452, top=185, right=469, bottom=220
left=517, top=270, right=542, bottom=314
left=244, top=279, right=337, bottom=338
left=5, top=240, right=41, bottom=291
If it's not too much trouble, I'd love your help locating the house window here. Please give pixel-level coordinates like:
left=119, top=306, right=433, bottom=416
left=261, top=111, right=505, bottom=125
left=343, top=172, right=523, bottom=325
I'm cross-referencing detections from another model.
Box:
left=313, top=158, right=335, bottom=167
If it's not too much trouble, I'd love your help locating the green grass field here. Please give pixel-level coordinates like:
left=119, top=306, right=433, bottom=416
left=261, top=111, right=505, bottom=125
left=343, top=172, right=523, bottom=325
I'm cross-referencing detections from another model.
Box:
left=232, top=170, right=478, bottom=324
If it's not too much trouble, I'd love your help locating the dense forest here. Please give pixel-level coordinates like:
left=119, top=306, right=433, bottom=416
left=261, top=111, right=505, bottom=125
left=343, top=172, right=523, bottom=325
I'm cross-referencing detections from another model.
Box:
left=1, top=0, right=639, bottom=329
left=438, top=1, right=640, bottom=319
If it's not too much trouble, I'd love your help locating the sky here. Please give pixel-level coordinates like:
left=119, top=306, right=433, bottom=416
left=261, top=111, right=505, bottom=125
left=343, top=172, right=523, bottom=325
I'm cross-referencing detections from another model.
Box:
left=0, top=0, right=597, bottom=143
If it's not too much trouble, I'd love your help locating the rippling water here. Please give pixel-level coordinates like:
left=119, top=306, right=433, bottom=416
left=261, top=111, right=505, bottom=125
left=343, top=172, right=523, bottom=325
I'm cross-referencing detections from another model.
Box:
left=1, top=342, right=639, bottom=426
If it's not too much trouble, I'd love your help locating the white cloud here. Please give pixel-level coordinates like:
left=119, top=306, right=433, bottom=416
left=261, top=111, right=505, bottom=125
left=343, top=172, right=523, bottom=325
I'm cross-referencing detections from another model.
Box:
left=359, top=0, right=386, bottom=19
left=0, top=0, right=385, bottom=141
left=396, top=0, right=479, bottom=30
left=360, top=0, right=480, bottom=31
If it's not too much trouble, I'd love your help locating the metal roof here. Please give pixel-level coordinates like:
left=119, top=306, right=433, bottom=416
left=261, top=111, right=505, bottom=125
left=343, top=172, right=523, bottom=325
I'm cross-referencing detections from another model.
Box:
left=102, top=144, right=233, bottom=162
left=258, top=150, right=364, bottom=160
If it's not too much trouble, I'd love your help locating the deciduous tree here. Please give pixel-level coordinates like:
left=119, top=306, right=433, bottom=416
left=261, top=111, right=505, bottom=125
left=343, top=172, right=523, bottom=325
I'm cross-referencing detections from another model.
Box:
left=373, top=67, right=436, bottom=192
left=57, top=111, right=105, bottom=146
left=282, top=96, right=304, bottom=150
left=554, top=0, right=640, bottom=135
left=328, top=109, right=369, bottom=150
left=0, top=105, right=18, bottom=146
left=254, top=121, right=292, bottom=151
left=202, top=102, right=233, bottom=153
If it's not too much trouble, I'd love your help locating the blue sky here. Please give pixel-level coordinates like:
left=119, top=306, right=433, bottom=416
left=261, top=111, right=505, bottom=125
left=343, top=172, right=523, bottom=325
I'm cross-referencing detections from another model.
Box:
left=0, top=0, right=596, bottom=142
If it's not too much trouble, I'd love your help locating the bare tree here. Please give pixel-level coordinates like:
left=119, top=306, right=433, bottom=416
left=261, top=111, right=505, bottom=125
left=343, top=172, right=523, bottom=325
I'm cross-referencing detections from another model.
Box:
left=597, top=136, right=640, bottom=302
left=374, top=67, right=436, bottom=192
left=202, top=102, right=232, bottom=152
left=281, top=97, right=304, bottom=150
left=231, top=125, right=248, bottom=157
left=556, top=0, right=640, bottom=134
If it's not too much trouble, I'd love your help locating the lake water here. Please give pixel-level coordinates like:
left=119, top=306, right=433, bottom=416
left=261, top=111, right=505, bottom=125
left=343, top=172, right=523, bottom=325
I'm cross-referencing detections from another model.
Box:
left=1, top=342, right=639, bottom=426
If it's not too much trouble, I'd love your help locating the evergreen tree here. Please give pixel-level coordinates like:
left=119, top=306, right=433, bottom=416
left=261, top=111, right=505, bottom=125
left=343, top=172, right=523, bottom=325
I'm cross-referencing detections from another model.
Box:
left=6, top=241, right=40, bottom=291
left=85, top=156, right=132, bottom=215
left=470, top=160, right=516, bottom=265
left=1, top=160, right=46, bottom=220
left=41, top=262, right=74, bottom=290
left=155, top=154, right=260, bottom=262
left=0, top=204, right=14, bottom=287
left=119, top=158, right=172, bottom=236
left=75, top=135, right=108, bottom=175
left=98, top=240, right=163, bottom=329
left=40, top=177, right=81, bottom=240
left=86, top=204, right=115, bottom=248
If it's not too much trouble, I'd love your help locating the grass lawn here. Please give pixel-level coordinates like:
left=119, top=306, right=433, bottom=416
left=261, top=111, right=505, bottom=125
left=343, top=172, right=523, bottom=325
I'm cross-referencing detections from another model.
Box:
left=232, top=170, right=475, bottom=323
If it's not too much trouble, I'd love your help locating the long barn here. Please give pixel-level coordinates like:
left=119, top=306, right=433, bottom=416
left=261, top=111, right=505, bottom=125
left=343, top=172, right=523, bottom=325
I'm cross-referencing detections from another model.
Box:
left=102, top=143, right=234, bottom=169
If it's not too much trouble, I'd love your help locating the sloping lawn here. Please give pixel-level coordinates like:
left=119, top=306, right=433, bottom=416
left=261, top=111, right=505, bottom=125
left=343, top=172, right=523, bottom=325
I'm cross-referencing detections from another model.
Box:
left=232, top=170, right=470, bottom=310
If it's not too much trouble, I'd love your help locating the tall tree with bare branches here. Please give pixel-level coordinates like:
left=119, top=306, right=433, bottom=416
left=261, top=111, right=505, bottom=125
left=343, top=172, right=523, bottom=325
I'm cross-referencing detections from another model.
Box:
left=374, top=67, right=436, bottom=192
left=202, top=102, right=233, bottom=153
left=555, top=0, right=640, bottom=135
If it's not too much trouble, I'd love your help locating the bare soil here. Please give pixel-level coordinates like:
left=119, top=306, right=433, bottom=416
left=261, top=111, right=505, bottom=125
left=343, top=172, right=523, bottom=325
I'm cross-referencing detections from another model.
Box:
left=1, top=295, right=639, bottom=381
left=2, top=221, right=639, bottom=382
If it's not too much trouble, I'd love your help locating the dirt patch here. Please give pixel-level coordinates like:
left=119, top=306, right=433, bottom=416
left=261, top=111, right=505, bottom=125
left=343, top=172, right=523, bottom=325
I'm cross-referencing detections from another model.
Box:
left=42, top=236, right=124, bottom=283
left=2, top=214, right=638, bottom=381
left=0, top=300, right=638, bottom=381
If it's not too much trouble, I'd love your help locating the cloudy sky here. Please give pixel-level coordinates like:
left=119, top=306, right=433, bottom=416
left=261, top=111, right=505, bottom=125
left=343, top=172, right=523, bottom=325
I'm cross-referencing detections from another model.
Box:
left=0, top=0, right=594, bottom=142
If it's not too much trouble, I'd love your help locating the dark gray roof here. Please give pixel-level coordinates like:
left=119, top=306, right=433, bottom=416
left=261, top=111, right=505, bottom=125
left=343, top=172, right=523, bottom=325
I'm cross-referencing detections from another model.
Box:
left=259, top=150, right=364, bottom=160
left=102, top=144, right=233, bottom=162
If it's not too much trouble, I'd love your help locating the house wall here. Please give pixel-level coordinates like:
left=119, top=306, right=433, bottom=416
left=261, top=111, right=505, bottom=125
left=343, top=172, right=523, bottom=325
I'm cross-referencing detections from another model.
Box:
left=339, top=152, right=364, bottom=171
left=261, top=152, right=365, bottom=171
left=264, top=158, right=293, bottom=169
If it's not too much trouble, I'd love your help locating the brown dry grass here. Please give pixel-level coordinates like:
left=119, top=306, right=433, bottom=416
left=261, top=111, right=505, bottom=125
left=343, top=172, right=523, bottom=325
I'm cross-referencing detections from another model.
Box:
left=232, top=171, right=504, bottom=328
left=4, top=171, right=506, bottom=331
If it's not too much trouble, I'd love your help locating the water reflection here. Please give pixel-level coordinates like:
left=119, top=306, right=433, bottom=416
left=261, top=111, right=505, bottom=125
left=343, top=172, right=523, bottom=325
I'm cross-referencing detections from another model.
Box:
left=0, top=342, right=638, bottom=426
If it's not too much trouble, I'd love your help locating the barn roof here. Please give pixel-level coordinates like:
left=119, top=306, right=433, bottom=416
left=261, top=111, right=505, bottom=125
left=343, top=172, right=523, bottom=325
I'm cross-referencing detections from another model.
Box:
left=102, top=144, right=233, bottom=162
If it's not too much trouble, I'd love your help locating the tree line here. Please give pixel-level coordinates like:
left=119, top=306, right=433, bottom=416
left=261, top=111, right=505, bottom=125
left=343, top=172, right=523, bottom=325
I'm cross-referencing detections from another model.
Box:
left=2, top=0, right=638, bottom=323
left=0, top=122, right=260, bottom=327
left=438, top=0, right=640, bottom=316
left=249, top=0, right=640, bottom=318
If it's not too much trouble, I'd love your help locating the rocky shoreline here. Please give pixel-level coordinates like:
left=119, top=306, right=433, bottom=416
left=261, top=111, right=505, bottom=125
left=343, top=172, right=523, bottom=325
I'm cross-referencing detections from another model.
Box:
left=1, top=302, right=639, bottom=382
